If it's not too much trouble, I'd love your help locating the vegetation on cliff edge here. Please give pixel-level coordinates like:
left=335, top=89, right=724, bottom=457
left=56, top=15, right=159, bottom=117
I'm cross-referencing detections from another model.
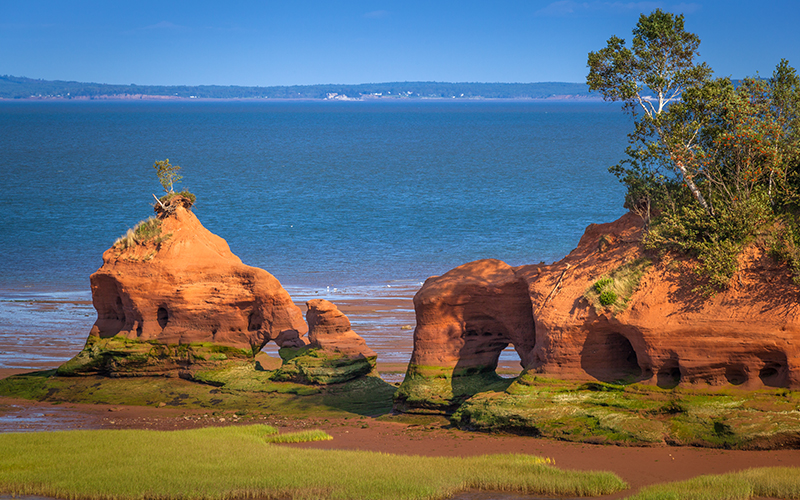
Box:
left=588, top=9, right=800, bottom=292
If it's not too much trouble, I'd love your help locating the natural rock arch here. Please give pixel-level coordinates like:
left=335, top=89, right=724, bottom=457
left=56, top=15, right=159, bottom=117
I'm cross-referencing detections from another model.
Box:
left=395, top=259, right=536, bottom=412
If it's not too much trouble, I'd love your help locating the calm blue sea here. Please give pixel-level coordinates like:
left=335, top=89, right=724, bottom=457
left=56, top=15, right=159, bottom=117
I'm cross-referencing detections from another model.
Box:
left=0, top=99, right=630, bottom=369
left=0, top=99, right=629, bottom=292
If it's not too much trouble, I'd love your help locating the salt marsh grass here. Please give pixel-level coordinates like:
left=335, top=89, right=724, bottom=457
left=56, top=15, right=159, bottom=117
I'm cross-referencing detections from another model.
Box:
left=630, top=466, right=800, bottom=499
left=0, top=424, right=626, bottom=500
left=264, top=429, right=333, bottom=443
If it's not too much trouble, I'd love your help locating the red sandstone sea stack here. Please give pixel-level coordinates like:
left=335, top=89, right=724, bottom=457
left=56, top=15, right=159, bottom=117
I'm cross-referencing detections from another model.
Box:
left=60, top=195, right=375, bottom=383
left=89, top=196, right=307, bottom=352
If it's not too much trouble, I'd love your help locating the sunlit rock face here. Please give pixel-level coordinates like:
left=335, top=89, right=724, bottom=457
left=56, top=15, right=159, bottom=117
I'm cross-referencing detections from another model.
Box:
left=61, top=196, right=309, bottom=377
left=396, top=212, right=800, bottom=413
left=273, top=299, right=377, bottom=385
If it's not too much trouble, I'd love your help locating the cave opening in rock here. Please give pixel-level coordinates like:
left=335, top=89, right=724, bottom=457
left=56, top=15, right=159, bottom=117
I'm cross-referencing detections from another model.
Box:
left=114, top=295, right=126, bottom=322
left=757, top=352, right=788, bottom=387
left=157, top=307, right=169, bottom=330
left=725, top=365, right=748, bottom=385
left=657, top=358, right=682, bottom=388
left=581, top=332, right=641, bottom=383
left=759, top=362, right=786, bottom=387
left=247, top=311, right=262, bottom=331
left=497, top=344, right=523, bottom=378
left=460, top=327, right=514, bottom=375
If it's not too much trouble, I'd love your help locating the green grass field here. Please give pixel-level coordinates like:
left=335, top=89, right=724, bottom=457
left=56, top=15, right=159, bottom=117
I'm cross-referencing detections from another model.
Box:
left=628, top=467, right=800, bottom=499
left=0, top=425, right=627, bottom=500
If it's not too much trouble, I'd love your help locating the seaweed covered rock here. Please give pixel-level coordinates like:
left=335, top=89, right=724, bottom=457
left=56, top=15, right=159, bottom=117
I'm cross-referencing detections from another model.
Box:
left=396, top=212, right=800, bottom=414
left=60, top=199, right=308, bottom=377
left=274, top=300, right=377, bottom=384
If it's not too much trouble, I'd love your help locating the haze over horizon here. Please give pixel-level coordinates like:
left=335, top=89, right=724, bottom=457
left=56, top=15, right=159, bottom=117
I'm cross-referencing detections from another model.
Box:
left=2, top=1, right=800, bottom=87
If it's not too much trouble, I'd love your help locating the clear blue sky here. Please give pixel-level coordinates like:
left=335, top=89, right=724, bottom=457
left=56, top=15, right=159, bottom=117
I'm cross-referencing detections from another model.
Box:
left=2, top=1, right=799, bottom=86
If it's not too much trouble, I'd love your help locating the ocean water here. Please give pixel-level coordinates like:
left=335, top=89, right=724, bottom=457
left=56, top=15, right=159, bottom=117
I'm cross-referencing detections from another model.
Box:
left=0, top=99, right=630, bottom=368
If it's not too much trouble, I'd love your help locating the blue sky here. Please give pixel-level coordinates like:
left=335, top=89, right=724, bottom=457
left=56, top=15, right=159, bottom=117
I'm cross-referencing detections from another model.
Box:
left=2, top=1, right=799, bottom=86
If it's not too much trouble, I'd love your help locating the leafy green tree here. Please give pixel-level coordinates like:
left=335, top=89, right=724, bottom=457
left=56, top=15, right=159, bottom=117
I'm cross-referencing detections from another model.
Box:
left=587, top=9, right=713, bottom=217
left=153, top=159, right=182, bottom=194
left=589, top=10, right=800, bottom=290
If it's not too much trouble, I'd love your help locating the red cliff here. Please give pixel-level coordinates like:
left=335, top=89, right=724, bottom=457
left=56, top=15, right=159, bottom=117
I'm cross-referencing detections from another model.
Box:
left=397, top=212, right=800, bottom=412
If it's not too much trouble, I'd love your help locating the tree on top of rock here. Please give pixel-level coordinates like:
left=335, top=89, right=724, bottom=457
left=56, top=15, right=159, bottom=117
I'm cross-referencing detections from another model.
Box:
left=587, top=8, right=713, bottom=218
left=153, top=159, right=182, bottom=194
left=151, top=159, right=196, bottom=213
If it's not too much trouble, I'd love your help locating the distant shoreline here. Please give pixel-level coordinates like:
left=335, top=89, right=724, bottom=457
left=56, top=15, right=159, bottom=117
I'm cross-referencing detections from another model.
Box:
left=0, top=94, right=605, bottom=102
left=0, top=76, right=598, bottom=100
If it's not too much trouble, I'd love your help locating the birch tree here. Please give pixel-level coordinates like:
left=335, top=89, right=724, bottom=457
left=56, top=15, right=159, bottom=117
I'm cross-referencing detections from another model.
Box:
left=587, top=9, right=713, bottom=217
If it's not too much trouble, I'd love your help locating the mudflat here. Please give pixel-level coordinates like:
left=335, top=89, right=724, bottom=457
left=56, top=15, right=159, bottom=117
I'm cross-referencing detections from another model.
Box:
left=1, top=384, right=799, bottom=499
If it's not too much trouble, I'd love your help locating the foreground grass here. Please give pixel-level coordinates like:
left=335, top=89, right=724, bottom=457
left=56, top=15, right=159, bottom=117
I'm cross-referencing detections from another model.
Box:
left=629, top=467, right=800, bottom=499
left=0, top=425, right=626, bottom=500
left=264, top=429, right=333, bottom=443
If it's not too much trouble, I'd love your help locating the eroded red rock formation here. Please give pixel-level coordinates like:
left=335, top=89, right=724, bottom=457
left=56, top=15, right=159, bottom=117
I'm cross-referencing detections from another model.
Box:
left=398, top=212, right=800, bottom=411
left=88, top=197, right=308, bottom=352
left=273, top=299, right=377, bottom=384
left=306, top=299, right=376, bottom=358
left=63, top=195, right=379, bottom=384
left=409, top=259, right=535, bottom=374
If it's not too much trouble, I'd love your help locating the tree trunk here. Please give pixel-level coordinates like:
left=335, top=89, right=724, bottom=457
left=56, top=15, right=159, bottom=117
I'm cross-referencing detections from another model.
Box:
left=675, top=160, right=713, bottom=216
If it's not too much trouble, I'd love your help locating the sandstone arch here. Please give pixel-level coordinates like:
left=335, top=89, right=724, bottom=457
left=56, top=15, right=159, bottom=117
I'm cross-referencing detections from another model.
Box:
left=395, top=259, right=535, bottom=412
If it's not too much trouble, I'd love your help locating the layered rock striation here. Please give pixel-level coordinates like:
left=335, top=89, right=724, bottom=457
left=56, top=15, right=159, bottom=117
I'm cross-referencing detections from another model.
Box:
left=396, top=212, right=800, bottom=413
left=60, top=195, right=375, bottom=383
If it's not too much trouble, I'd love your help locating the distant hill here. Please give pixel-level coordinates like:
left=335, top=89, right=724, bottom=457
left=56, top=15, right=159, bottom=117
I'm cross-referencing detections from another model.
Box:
left=0, top=76, right=594, bottom=100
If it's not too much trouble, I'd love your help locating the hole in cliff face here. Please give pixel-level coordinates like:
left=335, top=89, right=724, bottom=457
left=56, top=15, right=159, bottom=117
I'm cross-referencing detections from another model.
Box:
left=114, top=295, right=126, bottom=322
left=497, top=344, right=524, bottom=376
left=657, top=359, right=682, bottom=388
left=247, top=311, right=262, bottom=331
left=581, top=332, right=640, bottom=383
left=760, top=362, right=786, bottom=387
left=757, top=352, right=788, bottom=387
left=725, top=365, right=748, bottom=386
left=157, top=307, right=169, bottom=330
left=459, top=321, right=517, bottom=375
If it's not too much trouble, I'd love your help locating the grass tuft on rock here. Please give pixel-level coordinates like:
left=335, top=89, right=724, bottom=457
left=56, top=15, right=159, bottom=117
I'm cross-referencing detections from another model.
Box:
left=113, top=217, right=169, bottom=250
left=585, top=257, right=652, bottom=313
